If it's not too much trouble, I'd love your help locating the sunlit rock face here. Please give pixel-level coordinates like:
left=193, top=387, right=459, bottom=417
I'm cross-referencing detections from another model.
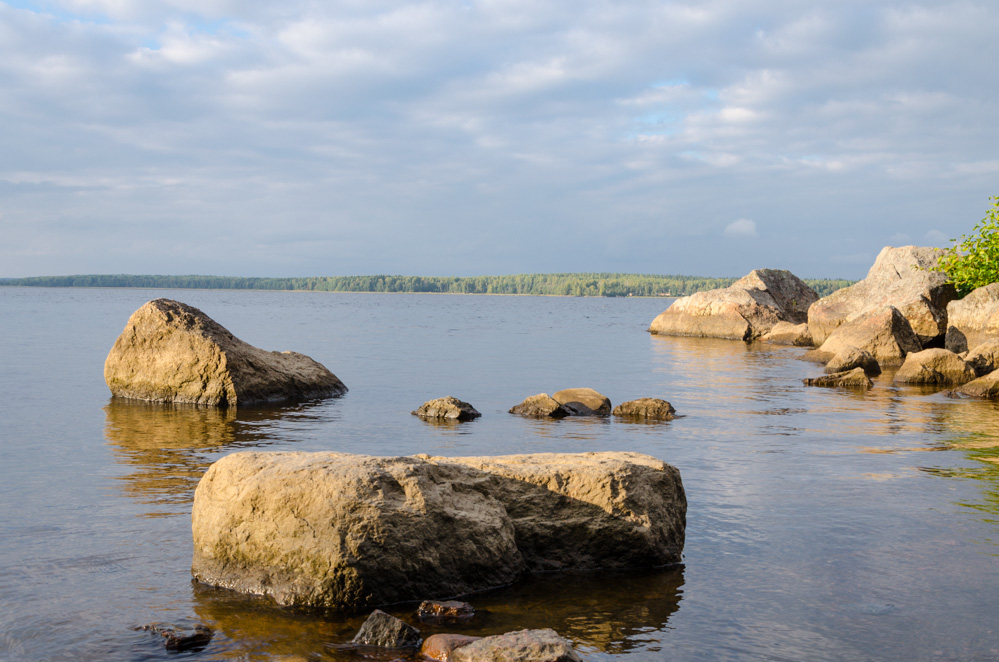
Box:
left=808, top=245, right=956, bottom=347
left=191, top=451, right=686, bottom=610
left=104, top=298, right=346, bottom=407
left=893, top=348, right=976, bottom=386
left=811, top=306, right=922, bottom=367
left=649, top=269, right=817, bottom=342
left=945, top=283, right=999, bottom=353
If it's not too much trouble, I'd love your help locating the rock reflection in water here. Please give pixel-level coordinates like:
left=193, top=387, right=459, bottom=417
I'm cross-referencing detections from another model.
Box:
left=104, top=399, right=297, bottom=514
left=188, top=566, right=683, bottom=660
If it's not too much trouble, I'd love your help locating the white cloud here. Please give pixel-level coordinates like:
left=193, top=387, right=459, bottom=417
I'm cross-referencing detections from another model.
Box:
left=924, top=229, right=950, bottom=246
left=724, top=218, right=758, bottom=238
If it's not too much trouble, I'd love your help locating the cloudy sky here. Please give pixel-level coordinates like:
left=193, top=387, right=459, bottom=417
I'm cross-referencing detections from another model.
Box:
left=2, top=0, right=997, bottom=279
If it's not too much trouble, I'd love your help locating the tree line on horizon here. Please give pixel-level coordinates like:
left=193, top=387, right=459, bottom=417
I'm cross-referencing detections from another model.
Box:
left=0, top=273, right=854, bottom=298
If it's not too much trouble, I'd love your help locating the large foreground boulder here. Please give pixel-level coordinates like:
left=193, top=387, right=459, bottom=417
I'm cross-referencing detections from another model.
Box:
left=649, top=269, right=817, bottom=341
left=944, top=283, right=999, bottom=353
left=807, top=246, right=956, bottom=346
left=105, top=299, right=346, bottom=407
left=191, top=451, right=686, bottom=609
left=812, top=306, right=921, bottom=367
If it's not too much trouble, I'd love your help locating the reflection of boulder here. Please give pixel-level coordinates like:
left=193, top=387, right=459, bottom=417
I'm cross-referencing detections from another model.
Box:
left=191, top=451, right=686, bottom=610
left=105, top=298, right=347, bottom=407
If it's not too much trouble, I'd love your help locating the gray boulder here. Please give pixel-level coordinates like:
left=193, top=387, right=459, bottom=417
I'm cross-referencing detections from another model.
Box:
left=191, top=451, right=686, bottom=609
left=104, top=299, right=346, bottom=407
left=509, top=394, right=571, bottom=418
left=803, top=368, right=873, bottom=389
left=649, top=269, right=818, bottom=341
left=413, top=396, right=481, bottom=421
left=807, top=246, right=956, bottom=346
left=612, top=398, right=676, bottom=421
left=945, top=283, right=999, bottom=353
left=352, top=610, right=422, bottom=648
left=551, top=388, right=611, bottom=416
left=451, top=629, right=581, bottom=662
left=812, top=306, right=921, bottom=367
left=893, top=348, right=976, bottom=386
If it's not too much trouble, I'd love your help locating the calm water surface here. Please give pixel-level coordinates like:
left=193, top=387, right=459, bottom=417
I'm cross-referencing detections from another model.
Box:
left=2, top=287, right=999, bottom=661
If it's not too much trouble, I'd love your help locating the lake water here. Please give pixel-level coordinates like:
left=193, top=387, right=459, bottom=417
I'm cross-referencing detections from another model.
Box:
left=2, top=287, right=999, bottom=662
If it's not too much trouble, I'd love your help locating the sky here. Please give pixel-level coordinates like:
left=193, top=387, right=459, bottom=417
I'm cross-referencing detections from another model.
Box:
left=1, top=0, right=997, bottom=280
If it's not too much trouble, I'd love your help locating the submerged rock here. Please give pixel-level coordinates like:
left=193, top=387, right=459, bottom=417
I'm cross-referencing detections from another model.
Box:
left=191, top=451, right=686, bottom=609
left=945, top=283, right=999, bottom=353
left=612, top=398, right=676, bottom=421
left=450, top=629, right=581, bottom=662
left=551, top=388, right=611, bottom=416
left=803, top=368, right=873, bottom=389
left=893, top=348, right=976, bottom=386
left=416, top=600, right=476, bottom=623
left=413, top=397, right=481, bottom=421
left=421, top=633, right=482, bottom=661
left=352, top=610, right=422, bottom=648
left=649, top=269, right=818, bottom=341
left=807, top=245, right=956, bottom=347
left=104, top=299, right=346, bottom=407
left=509, top=394, right=571, bottom=418
left=136, top=623, right=212, bottom=652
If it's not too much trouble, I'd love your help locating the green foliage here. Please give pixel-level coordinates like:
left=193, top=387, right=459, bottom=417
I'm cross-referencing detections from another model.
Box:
left=0, top=272, right=854, bottom=298
left=936, top=196, right=999, bottom=297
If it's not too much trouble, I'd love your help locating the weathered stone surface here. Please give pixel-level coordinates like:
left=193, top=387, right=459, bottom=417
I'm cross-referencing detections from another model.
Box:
left=813, top=307, right=921, bottom=366
left=965, top=340, right=999, bottom=377
left=450, top=629, right=581, bottom=662
left=761, top=321, right=813, bottom=346
left=191, top=451, right=686, bottom=609
left=807, top=246, right=956, bottom=346
left=824, top=346, right=881, bottom=375
left=413, top=397, right=481, bottom=421
left=893, top=348, right=976, bottom=386
left=949, top=370, right=999, bottom=399
left=105, top=299, right=346, bottom=407
left=352, top=610, right=421, bottom=648
left=509, top=394, right=570, bottom=418
left=649, top=269, right=818, bottom=341
left=803, top=368, right=873, bottom=389
left=416, top=600, right=475, bottom=623
left=421, top=634, right=482, bottom=661
left=612, top=398, right=676, bottom=421
left=945, top=283, right=999, bottom=353
left=551, top=388, right=611, bottom=416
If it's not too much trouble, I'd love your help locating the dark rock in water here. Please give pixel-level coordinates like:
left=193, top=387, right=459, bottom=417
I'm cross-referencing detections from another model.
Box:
left=352, top=609, right=422, bottom=648
left=413, top=396, right=482, bottom=421
left=136, top=622, right=212, bottom=652
left=450, top=628, right=581, bottom=662
left=416, top=599, right=476, bottom=622
left=802, top=368, right=873, bottom=389
left=421, top=633, right=482, bottom=661
left=509, top=393, right=571, bottom=418
left=612, top=398, right=676, bottom=421
left=551, top=388, right=611, bottom=416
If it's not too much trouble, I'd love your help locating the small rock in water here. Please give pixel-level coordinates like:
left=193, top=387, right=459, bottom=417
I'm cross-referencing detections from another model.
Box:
left=413, top=396, right=481, bottom=421
left=450, top=628, right=581, bottom=662
left=612, top=398, right=676, bottom=421
left=352, top=609, right=422, bottom=648
left=416, top=599, right=476, bottom=623
left=136, top=622, right=213, bottom=652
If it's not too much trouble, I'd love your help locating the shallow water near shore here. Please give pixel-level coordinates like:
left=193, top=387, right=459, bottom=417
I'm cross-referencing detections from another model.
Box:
left=2, top=286, right=999, bottom=661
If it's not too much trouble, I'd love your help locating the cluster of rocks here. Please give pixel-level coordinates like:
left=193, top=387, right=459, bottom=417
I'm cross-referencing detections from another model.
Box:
left=411, top=390, right=677, bottom=422
left=348, top=606, right=581, bottom=662
left=648, top=245, right=999, bottom=396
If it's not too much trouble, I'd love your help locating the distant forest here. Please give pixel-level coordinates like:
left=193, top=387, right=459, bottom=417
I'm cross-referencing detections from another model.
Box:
left=0, top=273, right=854, bottom=298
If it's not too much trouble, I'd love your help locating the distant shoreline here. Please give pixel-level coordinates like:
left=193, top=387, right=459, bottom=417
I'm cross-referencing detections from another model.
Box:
left=0, top=273, right=854, bottom=298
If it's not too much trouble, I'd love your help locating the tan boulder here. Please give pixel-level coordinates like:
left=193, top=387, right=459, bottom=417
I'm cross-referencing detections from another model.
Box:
left=450, top=629, right=581, bottom=662
left=812, top=306, right=921, bottom=366
left=824, top=345, right=881, bottom=375
left=893, top=348, right=976, bottom=385
left=944, top=283, right=999, bottom=353
left=413, top=397, right=481, bottom=421
left=551, top=388, right=611, bottom=416
left=649, top=269, right=818, bottom=341
left=807, top=246, right=956, bottom=346
left=104, top=299, right=346, bottom=407
left=965, top=340, right=999, bottom=376
left=191, top=451, right=686, bottom=609
left=612, top=398, right=676, bottom=421
left=761, top=321, right=813, bottom=346
left=509, top=394, right=570, bottom=418
left=421, top=634, right=481, bottom=661
left=803, top=368, right=873, bottom=389
left=949, top=370, right=999, bottom=399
